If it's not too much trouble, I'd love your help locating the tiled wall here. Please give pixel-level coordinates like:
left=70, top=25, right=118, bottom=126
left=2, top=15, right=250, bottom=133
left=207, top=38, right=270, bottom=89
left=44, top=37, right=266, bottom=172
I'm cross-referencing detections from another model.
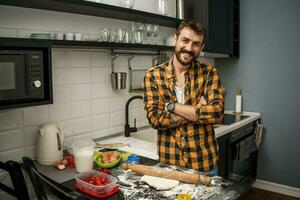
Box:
left=0, top=48, right=154, bottom=162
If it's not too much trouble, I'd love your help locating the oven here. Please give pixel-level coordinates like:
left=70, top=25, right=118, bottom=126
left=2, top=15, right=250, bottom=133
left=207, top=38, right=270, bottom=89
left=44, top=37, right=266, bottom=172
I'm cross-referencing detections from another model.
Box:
left=228, top=121, right=258, bottom=184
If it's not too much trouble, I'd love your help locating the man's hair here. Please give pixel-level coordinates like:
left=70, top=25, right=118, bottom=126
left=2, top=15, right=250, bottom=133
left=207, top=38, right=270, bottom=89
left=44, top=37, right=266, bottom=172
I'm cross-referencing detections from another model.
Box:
left=176, top=19, right=207, bottom=42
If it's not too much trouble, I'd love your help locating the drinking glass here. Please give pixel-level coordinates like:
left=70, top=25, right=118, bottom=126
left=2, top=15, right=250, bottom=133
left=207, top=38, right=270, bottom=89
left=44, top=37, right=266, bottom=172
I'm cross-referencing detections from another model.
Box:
left=100, top=28, right=111, bottom=42
left=145, top=24, right=153, bottom=44
left=152, top=25, right=160, bottom=44
left=133, top=31, right=143, bottom=44
left=116, top=28, right=126, bottom=43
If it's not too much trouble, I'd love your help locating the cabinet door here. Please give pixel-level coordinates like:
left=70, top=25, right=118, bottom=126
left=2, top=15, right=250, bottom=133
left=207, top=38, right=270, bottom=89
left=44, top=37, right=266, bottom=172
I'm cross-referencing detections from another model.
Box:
left=184, top=0, right=233, bottom=55
left=217, top=133, right=230, bottom=178
left=206, top=0, right=232, bottom=54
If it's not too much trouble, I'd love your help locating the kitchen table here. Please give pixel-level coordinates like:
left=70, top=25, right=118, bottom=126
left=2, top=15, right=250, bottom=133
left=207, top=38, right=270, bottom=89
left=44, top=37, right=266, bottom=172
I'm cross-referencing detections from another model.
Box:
left=36, top=155, right=245, bottom=200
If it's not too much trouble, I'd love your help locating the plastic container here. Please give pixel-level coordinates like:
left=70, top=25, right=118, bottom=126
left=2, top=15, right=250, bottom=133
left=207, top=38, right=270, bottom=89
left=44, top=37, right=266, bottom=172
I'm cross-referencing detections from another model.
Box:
left=75, top=170, right=118, bottom=196
left=72, top=139, right=95, bottom=173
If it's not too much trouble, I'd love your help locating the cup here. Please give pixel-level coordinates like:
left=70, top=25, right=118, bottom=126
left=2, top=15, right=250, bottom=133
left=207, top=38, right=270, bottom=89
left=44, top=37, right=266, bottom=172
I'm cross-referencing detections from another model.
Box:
left=74, top=33, right=83, bottom=41
left=55, top=32, right=64, bottom=40
left=65, top=32, right=74, bottom=40
left=111, top=72, right=127, bottom=90
left=72, top=139, right=95, bottom=173
left=116, top=29, right=126, bottom=43
left=133, top=31, right=143, bottom=44
left=101, top=28, right=111, bottom=42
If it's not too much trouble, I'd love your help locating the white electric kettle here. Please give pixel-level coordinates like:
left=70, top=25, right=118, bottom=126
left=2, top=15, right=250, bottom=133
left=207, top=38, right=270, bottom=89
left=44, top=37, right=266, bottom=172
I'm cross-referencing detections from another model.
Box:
left=36, top=123, right=64, bottom=165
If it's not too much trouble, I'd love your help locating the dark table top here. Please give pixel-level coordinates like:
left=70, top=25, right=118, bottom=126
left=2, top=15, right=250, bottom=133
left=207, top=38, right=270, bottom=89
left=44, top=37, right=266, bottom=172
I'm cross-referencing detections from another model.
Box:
left=60, top=155, right=244, bottom=200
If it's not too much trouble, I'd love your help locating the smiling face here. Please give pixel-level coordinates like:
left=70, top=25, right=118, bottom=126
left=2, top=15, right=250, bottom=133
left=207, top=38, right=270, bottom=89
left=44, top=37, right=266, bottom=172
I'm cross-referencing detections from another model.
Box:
left=173, top=27, right=205, bottom=66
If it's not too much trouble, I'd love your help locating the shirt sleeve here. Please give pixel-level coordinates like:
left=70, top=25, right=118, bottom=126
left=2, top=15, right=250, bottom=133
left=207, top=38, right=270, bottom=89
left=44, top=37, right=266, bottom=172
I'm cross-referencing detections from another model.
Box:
left=143, top=71, right=188, bottom=130
left=195, top=66, right=225, bottom=124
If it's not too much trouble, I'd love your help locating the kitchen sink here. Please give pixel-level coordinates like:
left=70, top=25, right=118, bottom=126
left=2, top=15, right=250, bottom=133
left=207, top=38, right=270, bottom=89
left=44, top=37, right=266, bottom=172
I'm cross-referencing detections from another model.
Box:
left=130, top=128, right=157, bottom=143
left=96, top=128, right=158, bottom=160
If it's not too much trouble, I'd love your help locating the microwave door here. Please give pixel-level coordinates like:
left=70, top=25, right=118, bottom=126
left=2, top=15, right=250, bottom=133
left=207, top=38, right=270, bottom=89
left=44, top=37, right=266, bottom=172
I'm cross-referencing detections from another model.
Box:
left=0, top=55, right=28, bottom=101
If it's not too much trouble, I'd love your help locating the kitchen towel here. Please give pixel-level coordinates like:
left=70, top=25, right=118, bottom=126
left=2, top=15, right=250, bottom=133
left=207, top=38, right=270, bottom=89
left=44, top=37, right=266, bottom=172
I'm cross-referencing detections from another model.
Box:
left=235, top=135, right=257, bottom=161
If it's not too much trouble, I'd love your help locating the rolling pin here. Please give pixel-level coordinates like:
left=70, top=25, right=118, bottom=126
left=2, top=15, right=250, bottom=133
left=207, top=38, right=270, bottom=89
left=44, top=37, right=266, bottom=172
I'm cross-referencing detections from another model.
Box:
left=121, top=163, right=211, bottom=186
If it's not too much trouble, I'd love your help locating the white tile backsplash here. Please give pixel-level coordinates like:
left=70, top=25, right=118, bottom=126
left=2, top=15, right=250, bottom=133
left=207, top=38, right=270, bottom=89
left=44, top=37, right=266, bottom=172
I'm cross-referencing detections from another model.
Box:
left=111, top=111, right=125, bottom=127
left=0, top=48, right=149, bottom=162
left=0, top=129, right=24, bottom=152
left=0, top=148, right=24, bottom=162
left=70, top=51, right=90, bottom=67
left=70, top=68, right=91, bottom=84
left=92, top=99, right=111, bottom=115
left=90, top=52, right=110, bottom=67
left=110, top=96, right=128, bottom=112
left=53, top=68, right=71, bottom=85
left=92, top=114, right=111, bottom=131
left=72, top=100, right=91, bottom=118
left=91, top=83, right=110, bottom=98
left=91, top=67, right=109, bottom=83
left=23, top=126, right=39, bottom=146
left=52, top=50, right=70, bottom=68
left=23, top=106, right=49, bottom=126
left=57, top=120, right=73, bottom=138
left=0, top=109, right=23, bottom=131
left=72, top=117, right=92, bottom=135
left=92, top=128, right=111, bottom=139
left=49, top=103, right=72, bottom=122
left=71, top=84, right=91, bottom=101
left=24, top=146, right=36, bottom=159
left=53, top=85, right=72, bottom=103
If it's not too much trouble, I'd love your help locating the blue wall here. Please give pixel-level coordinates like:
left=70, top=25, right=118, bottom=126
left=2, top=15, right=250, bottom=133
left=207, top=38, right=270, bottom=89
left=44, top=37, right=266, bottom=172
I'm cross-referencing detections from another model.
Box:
left=216, top=0, right=300, bottom=188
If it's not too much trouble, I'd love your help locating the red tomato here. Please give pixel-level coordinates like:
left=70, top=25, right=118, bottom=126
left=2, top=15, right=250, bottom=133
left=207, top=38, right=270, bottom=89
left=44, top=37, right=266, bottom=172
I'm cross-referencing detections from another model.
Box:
left=100, top=176, right=107, bottom=184
left=95, top=179, right=102, bottom=186
left=102, top=168, right=110, bottom=174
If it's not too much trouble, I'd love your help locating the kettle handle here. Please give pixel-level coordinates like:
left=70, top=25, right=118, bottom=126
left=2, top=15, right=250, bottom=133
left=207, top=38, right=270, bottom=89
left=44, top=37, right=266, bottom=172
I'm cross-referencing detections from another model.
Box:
left=57, top=125, right=64, bottom=151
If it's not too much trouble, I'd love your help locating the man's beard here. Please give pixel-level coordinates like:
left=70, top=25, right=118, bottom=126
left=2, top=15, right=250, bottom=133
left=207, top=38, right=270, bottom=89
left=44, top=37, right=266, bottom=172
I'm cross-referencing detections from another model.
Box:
left=175, top=48, right=199, bottom=66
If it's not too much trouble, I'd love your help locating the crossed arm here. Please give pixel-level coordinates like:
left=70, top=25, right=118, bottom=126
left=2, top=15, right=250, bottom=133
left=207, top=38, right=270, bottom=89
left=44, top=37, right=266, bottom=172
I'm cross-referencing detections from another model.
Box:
left=143, top=67, right=225, bottom=130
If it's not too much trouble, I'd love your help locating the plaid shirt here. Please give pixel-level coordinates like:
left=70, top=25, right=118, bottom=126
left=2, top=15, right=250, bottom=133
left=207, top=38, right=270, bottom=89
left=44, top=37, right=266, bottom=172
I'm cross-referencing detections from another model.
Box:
left=143, top=59, right=225, bottom=172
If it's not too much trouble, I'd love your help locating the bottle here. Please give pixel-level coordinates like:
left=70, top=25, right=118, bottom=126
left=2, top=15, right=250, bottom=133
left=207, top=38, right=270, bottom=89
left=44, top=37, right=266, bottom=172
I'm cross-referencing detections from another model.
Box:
left=176, top=0, right=184, bottom=19
left=235, top=86, right=242, bottom=114
left=158, top=0, right=169, bottom=16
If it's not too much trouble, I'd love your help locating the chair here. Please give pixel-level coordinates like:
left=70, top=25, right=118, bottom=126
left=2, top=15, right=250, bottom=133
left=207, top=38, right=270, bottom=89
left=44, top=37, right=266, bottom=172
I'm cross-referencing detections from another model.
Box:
left=0, top=160, right=30, bottom=200
left=22, top=157, right=87, bottom=200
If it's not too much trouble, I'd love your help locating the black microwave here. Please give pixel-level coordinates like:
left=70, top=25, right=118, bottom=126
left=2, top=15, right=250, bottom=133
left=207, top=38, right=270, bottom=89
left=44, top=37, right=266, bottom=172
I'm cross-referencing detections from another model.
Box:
left=0, top=46, right=52, bottom=110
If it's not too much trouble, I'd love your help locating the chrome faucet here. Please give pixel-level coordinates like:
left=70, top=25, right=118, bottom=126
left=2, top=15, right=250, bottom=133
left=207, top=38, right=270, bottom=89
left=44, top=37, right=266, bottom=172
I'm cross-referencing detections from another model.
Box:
left=124, top=95, right=143, bottom=137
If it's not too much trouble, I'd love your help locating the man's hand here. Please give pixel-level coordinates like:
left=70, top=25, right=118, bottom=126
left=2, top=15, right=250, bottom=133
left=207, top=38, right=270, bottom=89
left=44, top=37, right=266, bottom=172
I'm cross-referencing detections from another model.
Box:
left=199, top=96, right=207, bottom=106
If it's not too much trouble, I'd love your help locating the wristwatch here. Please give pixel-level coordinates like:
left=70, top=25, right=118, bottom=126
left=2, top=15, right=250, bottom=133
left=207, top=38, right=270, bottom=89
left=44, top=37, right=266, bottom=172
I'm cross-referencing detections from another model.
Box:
left=166, top=102, right=175, bottom=113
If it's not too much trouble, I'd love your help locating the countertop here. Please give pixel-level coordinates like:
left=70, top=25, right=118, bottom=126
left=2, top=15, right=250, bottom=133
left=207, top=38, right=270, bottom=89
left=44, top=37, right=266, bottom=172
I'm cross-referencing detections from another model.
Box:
left=215, top=110, right=260, bottom=138
left=95, top=110, right=261, bottom=160
left=37, top=155, right=242, bottom=200
left=35, top=110, right=260, bottom=199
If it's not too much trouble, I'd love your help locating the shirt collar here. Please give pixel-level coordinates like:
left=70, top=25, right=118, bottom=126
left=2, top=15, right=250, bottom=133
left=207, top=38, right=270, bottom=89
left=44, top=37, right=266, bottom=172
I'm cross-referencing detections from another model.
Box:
left=166, top=57, right=197, bottom=80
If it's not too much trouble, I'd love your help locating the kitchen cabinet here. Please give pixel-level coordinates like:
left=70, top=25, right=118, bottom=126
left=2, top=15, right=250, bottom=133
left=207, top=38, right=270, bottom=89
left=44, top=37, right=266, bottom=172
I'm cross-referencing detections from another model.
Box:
left=184, top=0, right=239, bottom=57
left=0, top=0, right=180, bottom=52
left=0, top=0, right=180, bottom=28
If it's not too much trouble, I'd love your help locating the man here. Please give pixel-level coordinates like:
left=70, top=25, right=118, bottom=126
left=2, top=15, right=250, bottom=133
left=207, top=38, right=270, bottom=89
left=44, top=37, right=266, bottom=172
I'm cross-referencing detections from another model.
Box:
left=142, top=20, right=225, bottom=175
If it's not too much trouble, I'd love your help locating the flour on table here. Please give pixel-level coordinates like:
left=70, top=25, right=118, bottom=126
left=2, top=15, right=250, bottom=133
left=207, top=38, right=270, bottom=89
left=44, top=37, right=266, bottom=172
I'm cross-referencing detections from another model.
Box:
left=140, top=175, right=180, bottom=190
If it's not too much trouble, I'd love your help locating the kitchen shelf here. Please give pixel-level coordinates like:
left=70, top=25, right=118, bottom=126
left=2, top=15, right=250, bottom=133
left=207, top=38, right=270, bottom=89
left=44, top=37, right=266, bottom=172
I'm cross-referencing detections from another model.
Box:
left=0, top=37, right=175, bottom=52
left=0, top=0, right=181, bottom=28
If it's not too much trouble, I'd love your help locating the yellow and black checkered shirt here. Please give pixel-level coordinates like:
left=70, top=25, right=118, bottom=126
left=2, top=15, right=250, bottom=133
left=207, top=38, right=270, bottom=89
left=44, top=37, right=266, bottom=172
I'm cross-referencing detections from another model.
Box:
left=143, top=59, right=225, bottom=172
